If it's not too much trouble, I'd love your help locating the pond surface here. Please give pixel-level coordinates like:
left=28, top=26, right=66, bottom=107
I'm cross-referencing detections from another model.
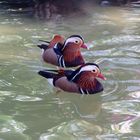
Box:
left=0, top=5, right=140, bottom=140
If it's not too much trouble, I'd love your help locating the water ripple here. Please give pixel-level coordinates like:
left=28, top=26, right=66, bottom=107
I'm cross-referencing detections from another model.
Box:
left=105, top=57, right=140, bottom=65
left=102, top=100, right=140, bottom=116
left=39, top=120, right=103, bottom=140
left=121, top=45, right=140, bottom=53
left=15, top=95, right=42, bottom=102
left=129, top=91, right=140, bottom=99
left=111, top=116, right=140, bottom=135
left=0, top=79, right=12, bottom=87
left=0, top=115, right=30, bottom=139
left=90, top=35, right=140, bottom=47
left=0, top=35, right=22, bottom=43
left=102, top=35, right=140, bottom=45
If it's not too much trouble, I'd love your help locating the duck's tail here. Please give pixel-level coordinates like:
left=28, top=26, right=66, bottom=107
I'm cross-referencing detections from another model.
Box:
left=37, top=40, right=50, bottom=50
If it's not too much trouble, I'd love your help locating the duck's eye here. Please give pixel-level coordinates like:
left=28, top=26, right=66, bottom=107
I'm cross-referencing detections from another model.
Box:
left=75, top=40, right=79, bottom=44
left=92, top=69, right=96, bottom=73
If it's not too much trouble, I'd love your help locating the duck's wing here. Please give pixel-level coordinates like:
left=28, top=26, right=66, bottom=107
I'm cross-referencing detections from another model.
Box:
left=37, top=35, right=65, bottom=50
left=38, top=69, right=74, bottom=86
left=38, top=69, right=73, bottom=79
left=49, top=35, right=65, bottom=48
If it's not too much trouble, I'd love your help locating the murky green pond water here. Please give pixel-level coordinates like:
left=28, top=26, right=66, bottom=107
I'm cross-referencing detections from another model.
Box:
left=0, top=5, right=140, bottom=140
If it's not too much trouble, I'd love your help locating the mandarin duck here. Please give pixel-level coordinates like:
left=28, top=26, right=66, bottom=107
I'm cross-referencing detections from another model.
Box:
left=38, top=63, right=106, bottom=94
left=37, top=35, right=88, bottom=67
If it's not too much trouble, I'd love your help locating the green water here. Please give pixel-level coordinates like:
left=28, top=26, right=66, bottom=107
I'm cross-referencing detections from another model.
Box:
left=0, top=5, right=140, bottom=140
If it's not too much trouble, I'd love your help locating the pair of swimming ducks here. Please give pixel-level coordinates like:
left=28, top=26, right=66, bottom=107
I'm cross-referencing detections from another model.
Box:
left=38, top=35, right=106, bottom=94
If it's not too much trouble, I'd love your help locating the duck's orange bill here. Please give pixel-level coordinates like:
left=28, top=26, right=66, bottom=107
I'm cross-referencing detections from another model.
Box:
left=81, top=44, right=88, bottom=49
left=97, top=73, right=106, bottom=80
